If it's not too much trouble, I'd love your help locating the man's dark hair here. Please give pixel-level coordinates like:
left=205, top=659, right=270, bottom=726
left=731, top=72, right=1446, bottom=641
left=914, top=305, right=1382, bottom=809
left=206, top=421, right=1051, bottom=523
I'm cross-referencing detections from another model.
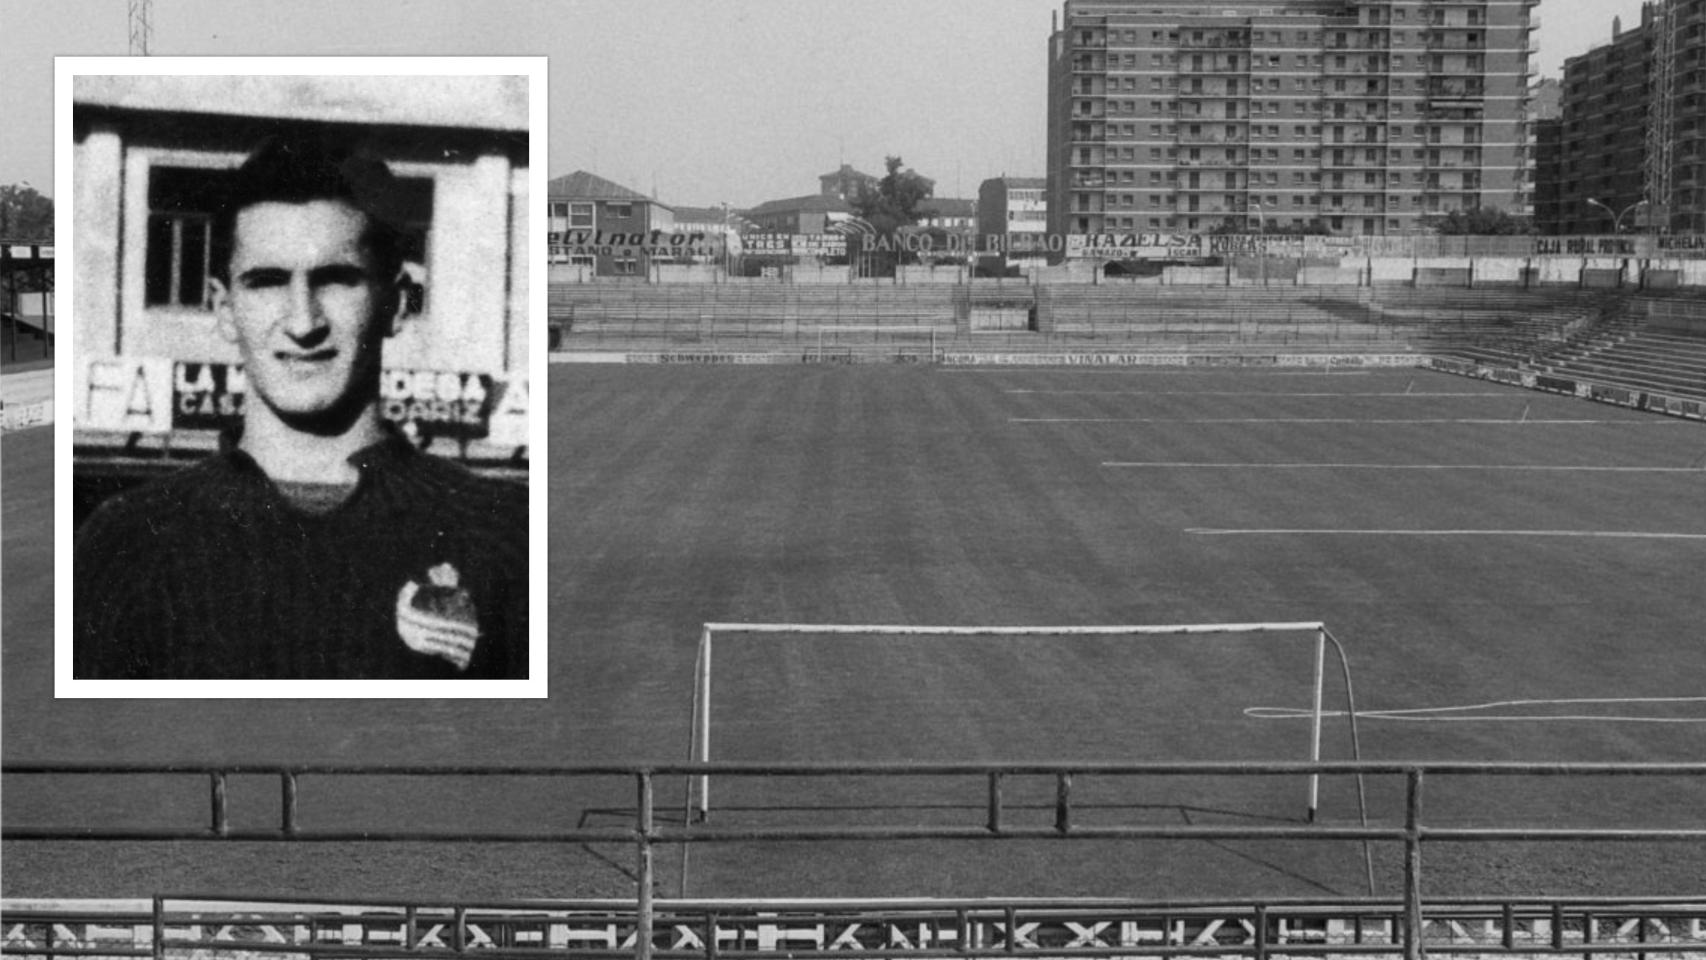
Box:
left=211, top=134, right=404, bottom=283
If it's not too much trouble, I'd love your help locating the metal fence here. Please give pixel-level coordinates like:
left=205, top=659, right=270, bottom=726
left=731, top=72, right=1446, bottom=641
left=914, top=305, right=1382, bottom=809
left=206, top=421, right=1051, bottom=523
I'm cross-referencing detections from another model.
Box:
left=5, top=762, right=1706, bottom=960
left=7, top=895, right=1706, bottom=960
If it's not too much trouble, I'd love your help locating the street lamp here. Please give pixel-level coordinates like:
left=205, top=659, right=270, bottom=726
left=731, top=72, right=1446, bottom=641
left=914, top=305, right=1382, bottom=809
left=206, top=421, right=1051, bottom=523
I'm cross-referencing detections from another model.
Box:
left=1251, top=200, right=1267, bottom=287
left=1585, top=197, right=1648, bottom=234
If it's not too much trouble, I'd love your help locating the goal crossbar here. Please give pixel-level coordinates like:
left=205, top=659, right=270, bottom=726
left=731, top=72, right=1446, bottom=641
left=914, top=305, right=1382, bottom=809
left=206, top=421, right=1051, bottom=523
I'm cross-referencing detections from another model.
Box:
left=687, top=621, right=1357, bottom=823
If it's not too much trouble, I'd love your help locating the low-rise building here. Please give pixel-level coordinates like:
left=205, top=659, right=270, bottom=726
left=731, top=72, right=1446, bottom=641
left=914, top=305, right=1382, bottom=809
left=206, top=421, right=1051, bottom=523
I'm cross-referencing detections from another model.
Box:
left=550, top=171, right=701, bottom=277
left=977, top=176, right=1050, bottom=272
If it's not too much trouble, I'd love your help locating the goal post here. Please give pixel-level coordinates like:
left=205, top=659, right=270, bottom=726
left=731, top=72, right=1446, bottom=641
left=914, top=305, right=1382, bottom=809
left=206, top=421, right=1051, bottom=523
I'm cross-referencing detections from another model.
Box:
left=686, top=620, right=1358, bottom=824
left=800, top=324, right=941, bottom=361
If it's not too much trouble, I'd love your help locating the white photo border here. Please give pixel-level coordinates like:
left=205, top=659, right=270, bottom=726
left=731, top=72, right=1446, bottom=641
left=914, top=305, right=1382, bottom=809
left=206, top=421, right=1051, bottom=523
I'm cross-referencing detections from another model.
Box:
left=53, top=56, right=550, bottom=699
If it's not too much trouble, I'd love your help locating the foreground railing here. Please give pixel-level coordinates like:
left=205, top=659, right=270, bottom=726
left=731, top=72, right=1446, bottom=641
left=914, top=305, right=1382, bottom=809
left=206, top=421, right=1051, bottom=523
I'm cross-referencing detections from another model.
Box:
left=6, top=762, right=1705, bottom=960
left=5, top=895, right=1706, bottom=960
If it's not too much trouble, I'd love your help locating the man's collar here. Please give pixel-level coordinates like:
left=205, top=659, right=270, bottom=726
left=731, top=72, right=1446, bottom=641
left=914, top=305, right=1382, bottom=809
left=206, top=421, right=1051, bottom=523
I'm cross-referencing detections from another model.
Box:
left=223, top=423, right=416, bottom=480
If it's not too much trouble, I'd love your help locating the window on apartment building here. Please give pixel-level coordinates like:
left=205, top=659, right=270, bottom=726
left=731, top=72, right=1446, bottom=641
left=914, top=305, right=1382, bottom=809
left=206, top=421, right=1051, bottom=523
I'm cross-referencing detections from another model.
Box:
left=607, top=202, right=633, bottom=219
left=570, top=202, right=594, bottom=227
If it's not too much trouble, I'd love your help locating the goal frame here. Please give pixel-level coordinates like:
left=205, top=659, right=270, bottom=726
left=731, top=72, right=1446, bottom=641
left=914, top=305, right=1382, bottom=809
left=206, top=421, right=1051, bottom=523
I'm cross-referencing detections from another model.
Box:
left=686, top=620, right=1358, bottom=823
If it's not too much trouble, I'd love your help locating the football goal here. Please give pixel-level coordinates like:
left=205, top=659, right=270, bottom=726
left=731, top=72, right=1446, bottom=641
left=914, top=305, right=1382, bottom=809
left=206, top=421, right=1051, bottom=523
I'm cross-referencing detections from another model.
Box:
left=685, top=620, right=1367, bottom=824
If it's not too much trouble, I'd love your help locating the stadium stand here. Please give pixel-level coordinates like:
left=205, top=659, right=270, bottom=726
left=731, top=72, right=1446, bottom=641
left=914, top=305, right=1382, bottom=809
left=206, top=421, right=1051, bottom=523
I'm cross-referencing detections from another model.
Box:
left=550, top=284, right=960, bottom=349
left=1536, top=324, right=1706, bottom=400
left=550, top=281, right=1704, bottom=414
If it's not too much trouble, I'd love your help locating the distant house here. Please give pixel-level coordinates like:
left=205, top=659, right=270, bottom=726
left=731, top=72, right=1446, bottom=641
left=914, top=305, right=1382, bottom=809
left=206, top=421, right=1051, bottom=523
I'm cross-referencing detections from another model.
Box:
left=549, top=171, right=702, bottom=277
left=742, top=194, right=853, bottom=235
left=818, top=164, right=879, bottom=201
left=916, top=197, right=976, bottom=232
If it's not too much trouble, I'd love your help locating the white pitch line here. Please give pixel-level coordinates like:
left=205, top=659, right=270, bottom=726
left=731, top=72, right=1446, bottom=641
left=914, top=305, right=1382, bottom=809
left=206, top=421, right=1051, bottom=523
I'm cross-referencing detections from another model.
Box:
left=1006, top=389, right=1516, bottom=396
left=1014, top=417, right=1681, bottom=425
left=1247, top=697, right=1706, bottom=724
left=1186, top=528, right=1706, bottom=540
left=1106, top=462, right=1702, bottom=472
left=945, top=368, right=1376, bottom=376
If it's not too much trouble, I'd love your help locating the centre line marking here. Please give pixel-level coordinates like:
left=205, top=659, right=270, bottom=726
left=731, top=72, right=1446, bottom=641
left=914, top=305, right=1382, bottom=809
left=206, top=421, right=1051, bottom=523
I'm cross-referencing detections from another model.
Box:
left=1104, top=462, right=1701, bottom=473
left=1016, top=417, right=1683, bottom=425
left=1187, top=528, right=1706, bottom=540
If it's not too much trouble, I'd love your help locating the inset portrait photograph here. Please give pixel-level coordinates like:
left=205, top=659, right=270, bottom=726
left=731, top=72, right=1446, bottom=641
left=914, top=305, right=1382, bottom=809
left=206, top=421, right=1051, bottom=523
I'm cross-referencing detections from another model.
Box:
left=56, top=60, right=546, bottom=694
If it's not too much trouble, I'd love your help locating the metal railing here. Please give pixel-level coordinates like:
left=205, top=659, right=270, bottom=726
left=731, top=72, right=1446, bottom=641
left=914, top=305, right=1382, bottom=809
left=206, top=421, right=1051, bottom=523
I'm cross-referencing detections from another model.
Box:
left=6, top=894, right=1706, bottom=960
left=7, top=761, right=1706, bottom=960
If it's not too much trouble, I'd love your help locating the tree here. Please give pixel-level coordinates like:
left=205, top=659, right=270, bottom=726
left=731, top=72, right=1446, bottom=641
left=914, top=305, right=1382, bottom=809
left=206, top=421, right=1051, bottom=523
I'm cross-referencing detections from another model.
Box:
left=0, top=183, right=54, bottom=242
left=851, top=156, right=933, bottom=275
left=1, top=185, right=54, bottom=303
left=1426, top=206, right=1533, bottom=236
left=851, top=156, right=933, bottom=234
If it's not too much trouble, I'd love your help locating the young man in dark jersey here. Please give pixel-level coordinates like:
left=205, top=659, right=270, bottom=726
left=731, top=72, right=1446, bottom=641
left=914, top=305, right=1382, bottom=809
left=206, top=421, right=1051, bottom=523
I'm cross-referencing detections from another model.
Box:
left=74, top=137, right=528, bottom=680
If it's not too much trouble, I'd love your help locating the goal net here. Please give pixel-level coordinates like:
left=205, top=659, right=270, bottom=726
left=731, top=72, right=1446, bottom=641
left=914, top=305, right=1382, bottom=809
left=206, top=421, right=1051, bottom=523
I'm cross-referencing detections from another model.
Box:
left=686, top=620, right=1363, bottom=824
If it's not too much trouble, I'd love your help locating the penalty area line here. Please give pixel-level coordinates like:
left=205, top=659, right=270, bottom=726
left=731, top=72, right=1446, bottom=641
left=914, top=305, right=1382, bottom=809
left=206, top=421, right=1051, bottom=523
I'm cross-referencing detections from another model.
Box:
left=1187, top=528, right=1706, bottom=540
left=1106, top=462, right=1702, bottom=472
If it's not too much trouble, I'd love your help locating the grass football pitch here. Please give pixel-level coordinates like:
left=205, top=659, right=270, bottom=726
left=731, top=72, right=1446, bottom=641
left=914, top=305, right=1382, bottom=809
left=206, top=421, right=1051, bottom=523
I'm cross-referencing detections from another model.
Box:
left=4, top=364, right=1704, bottom=900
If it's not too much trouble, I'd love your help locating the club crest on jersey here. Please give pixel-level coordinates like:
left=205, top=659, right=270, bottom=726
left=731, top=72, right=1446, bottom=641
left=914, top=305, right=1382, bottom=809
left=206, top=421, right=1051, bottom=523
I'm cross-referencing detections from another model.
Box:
left=396, top=562, right=480, bottom=671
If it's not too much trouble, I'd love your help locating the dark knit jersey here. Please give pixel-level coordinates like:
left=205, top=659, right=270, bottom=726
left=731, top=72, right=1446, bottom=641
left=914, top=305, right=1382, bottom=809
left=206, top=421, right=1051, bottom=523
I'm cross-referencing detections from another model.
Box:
left=73, top=435, right=528, bottom=680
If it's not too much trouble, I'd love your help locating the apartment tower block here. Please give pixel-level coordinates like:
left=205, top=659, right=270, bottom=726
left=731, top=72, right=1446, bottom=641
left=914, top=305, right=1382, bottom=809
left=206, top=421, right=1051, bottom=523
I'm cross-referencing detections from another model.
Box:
left=1046, top=0, right=1540, bottom=242
left=1551, top=0, right=1706, bottom=235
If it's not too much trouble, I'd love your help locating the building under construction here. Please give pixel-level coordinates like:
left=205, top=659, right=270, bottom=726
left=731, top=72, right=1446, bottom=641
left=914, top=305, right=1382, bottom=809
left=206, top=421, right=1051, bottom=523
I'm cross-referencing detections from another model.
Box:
left=1547, top=0, right=1706, bottom=234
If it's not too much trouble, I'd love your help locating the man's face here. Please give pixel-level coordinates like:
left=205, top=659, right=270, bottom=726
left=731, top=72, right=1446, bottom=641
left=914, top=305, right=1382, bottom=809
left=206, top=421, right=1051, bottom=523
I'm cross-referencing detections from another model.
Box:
left=213, top=199, right=395, bottom=424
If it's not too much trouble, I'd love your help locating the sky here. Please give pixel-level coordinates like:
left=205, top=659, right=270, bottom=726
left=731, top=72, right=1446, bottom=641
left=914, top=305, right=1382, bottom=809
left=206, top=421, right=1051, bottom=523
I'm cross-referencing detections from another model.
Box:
left=0, top=0, right=1658, bottom=208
